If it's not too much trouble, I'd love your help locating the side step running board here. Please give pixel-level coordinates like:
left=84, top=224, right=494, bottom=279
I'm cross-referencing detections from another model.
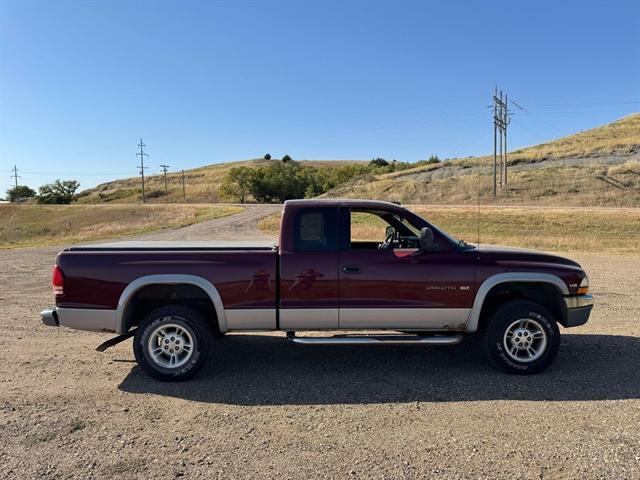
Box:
left=286, top=332, right=463, bottom=345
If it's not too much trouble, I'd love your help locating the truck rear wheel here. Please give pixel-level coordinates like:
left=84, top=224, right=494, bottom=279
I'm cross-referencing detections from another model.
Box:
left=133, top=305, right=210, bottom=381
left=482, top=300, right=560, bottom=374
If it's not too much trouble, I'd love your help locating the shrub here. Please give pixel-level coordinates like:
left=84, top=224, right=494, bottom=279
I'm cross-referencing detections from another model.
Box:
left=6, top=185, right=36, bottom=203
left=37, top=180, right=80, bottom=204
left=369, top=157, right=389, bottom=168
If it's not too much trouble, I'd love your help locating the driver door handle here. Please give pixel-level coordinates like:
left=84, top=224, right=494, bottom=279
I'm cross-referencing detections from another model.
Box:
left=342, top=265, right=362, bottom=274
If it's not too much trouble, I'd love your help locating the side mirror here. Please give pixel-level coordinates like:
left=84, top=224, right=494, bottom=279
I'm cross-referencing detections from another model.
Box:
left=419, top=227, right=439, bottom=252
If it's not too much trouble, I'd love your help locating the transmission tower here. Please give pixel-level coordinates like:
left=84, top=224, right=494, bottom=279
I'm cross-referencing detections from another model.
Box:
left=10, top=165, right=20, bottom=189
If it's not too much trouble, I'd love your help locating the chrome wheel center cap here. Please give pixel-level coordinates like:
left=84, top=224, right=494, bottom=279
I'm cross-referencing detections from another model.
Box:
left=510, top=328, right=533, bottom=349
left=162, top=334, right=185, bottom=354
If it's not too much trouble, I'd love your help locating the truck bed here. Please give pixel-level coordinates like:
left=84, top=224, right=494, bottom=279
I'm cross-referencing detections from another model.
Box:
left=55, top=244, right=278, bottom=322
left=66, top=240, right=277, bottom=251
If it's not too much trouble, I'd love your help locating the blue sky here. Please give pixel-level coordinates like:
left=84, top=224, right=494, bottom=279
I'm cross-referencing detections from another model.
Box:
left=1, top=0, right=639, bottom=194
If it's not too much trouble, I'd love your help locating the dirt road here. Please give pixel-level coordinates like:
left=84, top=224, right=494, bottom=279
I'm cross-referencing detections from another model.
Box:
left=135, top=204, right=281, bottom=241
left=1, top=206, right=639, bottom=479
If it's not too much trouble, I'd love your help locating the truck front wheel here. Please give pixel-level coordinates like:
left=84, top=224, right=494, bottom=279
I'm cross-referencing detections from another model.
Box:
left=133, top=305, right=210, bottom=381
left=482, top=300, right=560, bottom=374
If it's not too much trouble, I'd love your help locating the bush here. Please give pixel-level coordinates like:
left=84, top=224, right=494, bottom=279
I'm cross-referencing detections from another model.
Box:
left=37, top=180, right=80, bottom=204
left=369, top=157, right=389, bottom=168
left=6, top=185, right=36, bottom=203
left=220, top=160, right=379, bottom=203
left=145, top=189, right=166, bottom=199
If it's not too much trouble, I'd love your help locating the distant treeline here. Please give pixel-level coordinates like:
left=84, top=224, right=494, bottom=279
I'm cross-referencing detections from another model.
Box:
left=221, top=155, right=441, bottom=203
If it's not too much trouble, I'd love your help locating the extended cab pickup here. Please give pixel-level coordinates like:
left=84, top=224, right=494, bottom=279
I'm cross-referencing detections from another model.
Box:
left=41, top=199, right=594, bottom=380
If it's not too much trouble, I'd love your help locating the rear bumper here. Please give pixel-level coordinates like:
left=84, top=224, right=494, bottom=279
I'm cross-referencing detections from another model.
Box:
left=40, top=307, right=117, bottom=332
left=41, top=309, right=59, bottom=327
left=561, top=294, right=594, bottom=328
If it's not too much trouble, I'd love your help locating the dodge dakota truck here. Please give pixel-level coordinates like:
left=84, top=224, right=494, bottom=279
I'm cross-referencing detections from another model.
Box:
left=41, top=199, right=594, bottom=381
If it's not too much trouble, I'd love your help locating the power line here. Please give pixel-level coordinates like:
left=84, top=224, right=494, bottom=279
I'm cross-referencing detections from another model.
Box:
left=137, top=138, right=149, bottom=203
left=511, top=109, right=638, bottom=115
left=509, top=116, right=548, bottom=142
left=513, top=100, right=640, bottom=108
left=15, top=171, right=134, bottom=177
left=509, top=97, right=566, bottom=138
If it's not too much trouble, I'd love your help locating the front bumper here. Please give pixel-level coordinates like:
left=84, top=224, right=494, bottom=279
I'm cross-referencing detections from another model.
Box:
left=562, top=293, right=594, bottom=327
left=41, top=309, right=59, bottom=327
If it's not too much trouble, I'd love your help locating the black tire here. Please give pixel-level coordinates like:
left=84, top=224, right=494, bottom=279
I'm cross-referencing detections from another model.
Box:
left=133, top=305, right=211, bottom=381
left=482, top=300, right=560, bottom=374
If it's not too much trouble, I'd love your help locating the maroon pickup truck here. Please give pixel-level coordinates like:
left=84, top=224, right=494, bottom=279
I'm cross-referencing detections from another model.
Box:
left=41, top=199, right=594, bottom=381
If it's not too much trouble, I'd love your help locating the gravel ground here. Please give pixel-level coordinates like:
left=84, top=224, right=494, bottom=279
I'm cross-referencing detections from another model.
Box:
left=1, top=206, right=639, bottom=479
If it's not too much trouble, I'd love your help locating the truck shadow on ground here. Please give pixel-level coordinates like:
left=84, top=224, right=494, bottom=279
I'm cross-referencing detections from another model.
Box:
left=118, top=333, right=640, bottom=405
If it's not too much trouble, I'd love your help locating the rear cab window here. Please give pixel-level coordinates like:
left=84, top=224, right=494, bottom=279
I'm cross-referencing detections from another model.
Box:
left=294, top=208, right=338, bottom=251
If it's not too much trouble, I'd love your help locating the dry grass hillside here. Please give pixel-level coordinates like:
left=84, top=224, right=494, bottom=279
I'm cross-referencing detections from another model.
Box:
left=0, top=204, right=242, bottom=248
left=75, top=114, right=640, bottom=207
left=324, top=113, right=640, bottom=206
left=77, top=159, right=367, bottom=204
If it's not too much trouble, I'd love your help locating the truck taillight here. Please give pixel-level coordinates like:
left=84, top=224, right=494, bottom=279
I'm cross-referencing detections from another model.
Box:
left=52, top=266, right=64, bottom=296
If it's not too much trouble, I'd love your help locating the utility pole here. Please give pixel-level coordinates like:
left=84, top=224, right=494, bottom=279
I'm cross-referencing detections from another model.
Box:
left=492, top=88, right=509, bottom=197
left=503, top=93, right=509, bottom=185
left=181, top=169, right=186, bottom=202
left=10, top=165, right=20, bottom=189
left=160, top=164, right=170, bottom=199
left=499, top=90, right=503, bottom=187
left=493, top=88, right=498, bottom=198
left=137, top=138, right=149, bottom=203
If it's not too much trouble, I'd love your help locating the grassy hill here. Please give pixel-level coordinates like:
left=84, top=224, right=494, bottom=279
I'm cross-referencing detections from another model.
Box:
left=77, top=159, right=368, bottom=204
left=0, top=204, right=241, bottom=248
left=323, top=113, right=640, bottom=206
left=77, top=114, right=640, bottom=207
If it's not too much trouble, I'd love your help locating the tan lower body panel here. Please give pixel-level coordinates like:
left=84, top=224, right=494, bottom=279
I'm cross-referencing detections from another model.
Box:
left=57, top=308, right=118, bottom=332
left=225, top=309, right=277, bottom=330
left=339, top=308, right=471, bottom=330
left=279, top=308, right=339, bottom=330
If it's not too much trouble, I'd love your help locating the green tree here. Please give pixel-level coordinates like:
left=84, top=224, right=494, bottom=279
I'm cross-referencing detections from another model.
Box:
left=264, top=153, right=272, bottom=160
left=281, top=154, right=293, bottom=163
left=249, top=160, right=310, bottom=203
left=6, top=185, right=36, bottom=202
left=37, top=180, right=80, bottom=204
left=220, top=167, right=254, bottom=203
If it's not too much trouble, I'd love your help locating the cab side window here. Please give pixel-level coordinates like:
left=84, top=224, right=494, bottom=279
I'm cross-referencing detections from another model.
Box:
left=348, top=208, right=422, bottom=250
left=350, top=211, right=389, bottom=245
left=294, top=208, right=338, bottom=251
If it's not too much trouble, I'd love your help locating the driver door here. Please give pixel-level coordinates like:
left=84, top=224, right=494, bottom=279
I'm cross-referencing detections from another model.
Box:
left=338, top=207, right=473, bottom=330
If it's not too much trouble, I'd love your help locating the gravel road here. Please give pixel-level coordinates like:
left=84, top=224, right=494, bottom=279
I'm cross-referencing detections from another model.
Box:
left=1, top=205, right=639, bottom=479
left=134, top=204, right=281, bottom=241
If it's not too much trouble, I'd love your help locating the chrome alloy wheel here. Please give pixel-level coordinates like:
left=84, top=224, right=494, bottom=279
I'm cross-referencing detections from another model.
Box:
left=147, top=321, right=194, bottom=369
left=502, top=318, right=548, bottom=363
